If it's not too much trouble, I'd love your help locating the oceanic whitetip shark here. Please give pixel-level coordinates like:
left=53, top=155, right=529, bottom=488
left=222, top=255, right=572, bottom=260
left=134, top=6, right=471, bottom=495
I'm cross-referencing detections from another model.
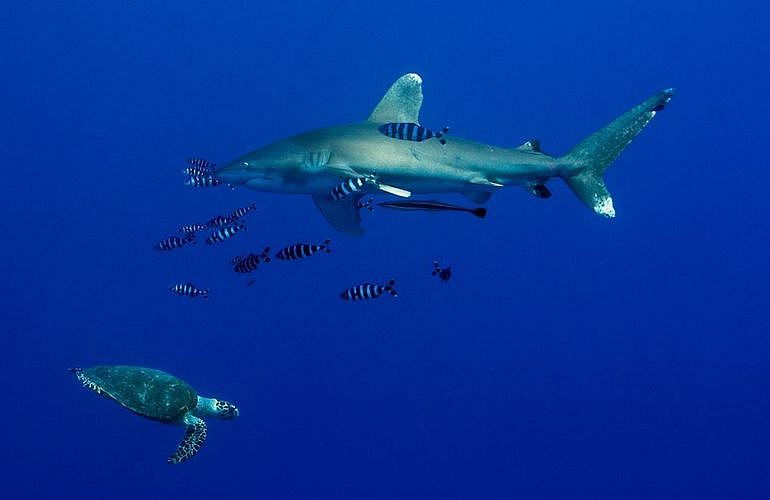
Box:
left=216, top=73, right=674, bottom=235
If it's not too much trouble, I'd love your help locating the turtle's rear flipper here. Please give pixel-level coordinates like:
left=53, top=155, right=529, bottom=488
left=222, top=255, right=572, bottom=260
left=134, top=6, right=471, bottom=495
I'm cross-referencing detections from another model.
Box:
left=168, top=415, right=207, bottom=464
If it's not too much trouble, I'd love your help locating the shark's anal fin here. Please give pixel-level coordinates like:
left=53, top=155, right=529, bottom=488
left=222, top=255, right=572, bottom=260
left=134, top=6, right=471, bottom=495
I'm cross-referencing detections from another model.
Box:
left=368, top=73, right=423, bottom=124
left=312, top=194, right=364, bottom=236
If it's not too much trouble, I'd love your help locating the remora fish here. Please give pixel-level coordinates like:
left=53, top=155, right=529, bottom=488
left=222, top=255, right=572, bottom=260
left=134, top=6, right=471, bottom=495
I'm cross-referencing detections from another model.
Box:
left=378, top=199, right=487, bottom=218
left=215, top=73, right=674, bottom=235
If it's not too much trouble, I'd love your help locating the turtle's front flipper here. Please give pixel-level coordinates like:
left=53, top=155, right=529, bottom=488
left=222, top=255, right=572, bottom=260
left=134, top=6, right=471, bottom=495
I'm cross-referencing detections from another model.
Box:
left=168, top=415, right=207, bottom=464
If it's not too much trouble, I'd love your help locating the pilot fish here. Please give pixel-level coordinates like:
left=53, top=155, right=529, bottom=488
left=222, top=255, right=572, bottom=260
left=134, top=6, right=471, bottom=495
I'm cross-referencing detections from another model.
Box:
left=229, top=202, right=257, bottom=220
left=340, top=280, right=398, bottom=301
left=179, top=222, right=208, bottom=234
left=170, top=282, right=209, bottom=299
left=182, top=158, right=216, bottom=176
left=154, top=232, right=195, bottom=251
left=377, top=123, right=449, bottom=145
left=276, top=240, right=331, bottom=260
left=231, top=247, right=271, bottom=273
left=205, top=222, right=246, bottom=245
left=185, top=174, right=221, bottom=188
left=330, top=177, right=372, bottom=201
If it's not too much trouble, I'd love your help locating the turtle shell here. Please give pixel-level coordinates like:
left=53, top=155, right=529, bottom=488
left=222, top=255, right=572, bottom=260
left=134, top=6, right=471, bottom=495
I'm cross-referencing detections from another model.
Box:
left=80, top=366, right=197, bottom=422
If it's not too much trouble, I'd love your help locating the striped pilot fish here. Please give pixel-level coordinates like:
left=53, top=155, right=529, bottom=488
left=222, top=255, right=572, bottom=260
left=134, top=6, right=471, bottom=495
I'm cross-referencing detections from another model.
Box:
left=340, top=280, right=398, bottom=301
left=185, top=174, right=222, bottom=187
left=179, top=222, right=208, bottom=234
left=206, top=214, right=237, bottom=228
left=182, top=158, right=216, bottom=174
left=205, top=222, right=246, bottom=245
left=182, top=165, right=214, bottom=178
left=154, top=232, right=195, bottom=251
left=377, top=122, right=450, bottom=145
left=229, top=202, right=257, bottom=220
left=231, top=247, right=271, bottom=273
left=170, top=282, right=209, bottom=299
left=330, top=177, right=373, bottom=201
left=276, top=240, right=331, bottom=260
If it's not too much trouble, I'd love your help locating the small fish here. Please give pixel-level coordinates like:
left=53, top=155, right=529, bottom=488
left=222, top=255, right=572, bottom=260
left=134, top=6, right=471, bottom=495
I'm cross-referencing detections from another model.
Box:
left=232, top=247, right=271, bottom=273
left=205, top=222, right=246, bottom=245
left=154, top=232, right=195, bottom=251
left=276, top=240, right=331, bottom=260
left=378, top=123, right=450, bottom=145
left=354, top=197, right=374, bottom=211
left=246, top=279, right=257, bottom=287
left=186, top=158, right=216, bottom=171
left=179, top=223, right=208, bottom=234
left=340, top=280, right=398, bottom=301
left=229, top=203, right=257, bottom=220
left=182, top=166, right=213, bottom=178
left=185, top=174, right=221, bottom=187
left=170, top=282, right=209, bottom=299
left=206, top=215, right=237, bottom=228
left=432, top=261, right=452, bottom=282
left=378, top=200, right=487, bottom=218
left=330, top=177, right=371, bottom=201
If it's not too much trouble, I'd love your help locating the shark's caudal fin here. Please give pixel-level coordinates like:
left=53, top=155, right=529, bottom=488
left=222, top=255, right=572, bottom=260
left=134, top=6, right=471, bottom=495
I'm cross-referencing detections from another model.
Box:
left=560, top=88, right=675, bottom=218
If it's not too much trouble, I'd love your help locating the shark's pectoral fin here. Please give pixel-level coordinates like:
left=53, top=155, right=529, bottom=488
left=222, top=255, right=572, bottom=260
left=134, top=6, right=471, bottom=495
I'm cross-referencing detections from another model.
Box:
left=312, top=194, right=364, bottom=236
left=376, top=183, right=411, bottom=198
left=367, top=73, right=423, bottom=124
left=462, top=191, right=494, bottom=204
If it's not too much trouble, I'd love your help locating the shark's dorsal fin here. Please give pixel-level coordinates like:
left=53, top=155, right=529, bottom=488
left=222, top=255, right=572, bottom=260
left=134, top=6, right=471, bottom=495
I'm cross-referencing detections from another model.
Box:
left=515, top=139, right=542, bottom=152
left=368, top=73, right=423, bottom=124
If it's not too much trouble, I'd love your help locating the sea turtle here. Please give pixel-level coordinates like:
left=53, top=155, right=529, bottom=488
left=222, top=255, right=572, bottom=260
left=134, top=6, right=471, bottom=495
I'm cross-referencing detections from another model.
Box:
left=70, top=365, right=239, bottom=464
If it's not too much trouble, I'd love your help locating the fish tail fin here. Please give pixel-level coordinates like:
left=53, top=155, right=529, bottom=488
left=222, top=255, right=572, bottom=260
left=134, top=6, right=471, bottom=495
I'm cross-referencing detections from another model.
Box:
left=261, top=247, right=271, bottom=263
left=386, top=279, right=398, bottom=297
left=559, top=88, right=674, bottom=218
left=435, top=126, right=449, bottom=145
left=322, top=239, right=331, bottom=252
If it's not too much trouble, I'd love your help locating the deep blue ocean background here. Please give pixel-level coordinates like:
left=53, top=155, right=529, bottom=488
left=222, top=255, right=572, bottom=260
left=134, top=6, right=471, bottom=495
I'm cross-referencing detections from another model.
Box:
left=3, top=1, right=769, bottom=498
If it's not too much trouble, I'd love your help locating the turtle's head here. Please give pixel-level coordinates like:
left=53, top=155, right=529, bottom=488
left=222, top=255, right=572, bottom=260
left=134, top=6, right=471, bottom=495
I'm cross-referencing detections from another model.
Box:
left=214, top=399, right=239, bottom=419
left=196, top=396, right=239, bottom=419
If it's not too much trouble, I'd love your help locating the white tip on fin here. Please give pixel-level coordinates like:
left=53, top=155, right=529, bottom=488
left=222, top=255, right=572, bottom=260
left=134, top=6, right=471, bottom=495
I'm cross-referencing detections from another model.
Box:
left=368, top=73, right=423, bottom=124
left=594, top=196, right=616, bottom=218
left=376, top=183, right=412, bottom=198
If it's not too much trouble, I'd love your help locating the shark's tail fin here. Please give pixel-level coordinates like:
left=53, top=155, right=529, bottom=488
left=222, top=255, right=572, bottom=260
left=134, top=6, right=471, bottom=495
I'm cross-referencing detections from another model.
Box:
left=560, top=88, right=674, bottom=218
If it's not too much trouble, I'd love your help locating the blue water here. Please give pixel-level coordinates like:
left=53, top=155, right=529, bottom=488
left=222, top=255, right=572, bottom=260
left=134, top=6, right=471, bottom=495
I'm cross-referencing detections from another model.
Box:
left=3, top=1, right=769, bottom=498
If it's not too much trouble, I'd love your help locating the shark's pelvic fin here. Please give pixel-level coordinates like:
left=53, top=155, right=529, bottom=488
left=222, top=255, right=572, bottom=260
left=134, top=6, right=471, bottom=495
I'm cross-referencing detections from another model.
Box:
left=367, top=73, right=423, bottom=124
left=463, top=191, right=494, bottom=204
left=312, top=193, right=364, bottom=236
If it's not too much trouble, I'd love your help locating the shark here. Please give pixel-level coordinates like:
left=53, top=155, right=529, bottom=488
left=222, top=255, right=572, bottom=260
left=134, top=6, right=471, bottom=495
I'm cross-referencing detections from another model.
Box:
left=216, top=73, right=674, bottom=235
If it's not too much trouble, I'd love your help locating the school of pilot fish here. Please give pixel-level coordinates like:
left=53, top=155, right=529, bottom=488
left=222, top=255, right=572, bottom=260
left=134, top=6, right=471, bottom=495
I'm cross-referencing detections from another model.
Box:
left=154, top=148, right=476, bottom=301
